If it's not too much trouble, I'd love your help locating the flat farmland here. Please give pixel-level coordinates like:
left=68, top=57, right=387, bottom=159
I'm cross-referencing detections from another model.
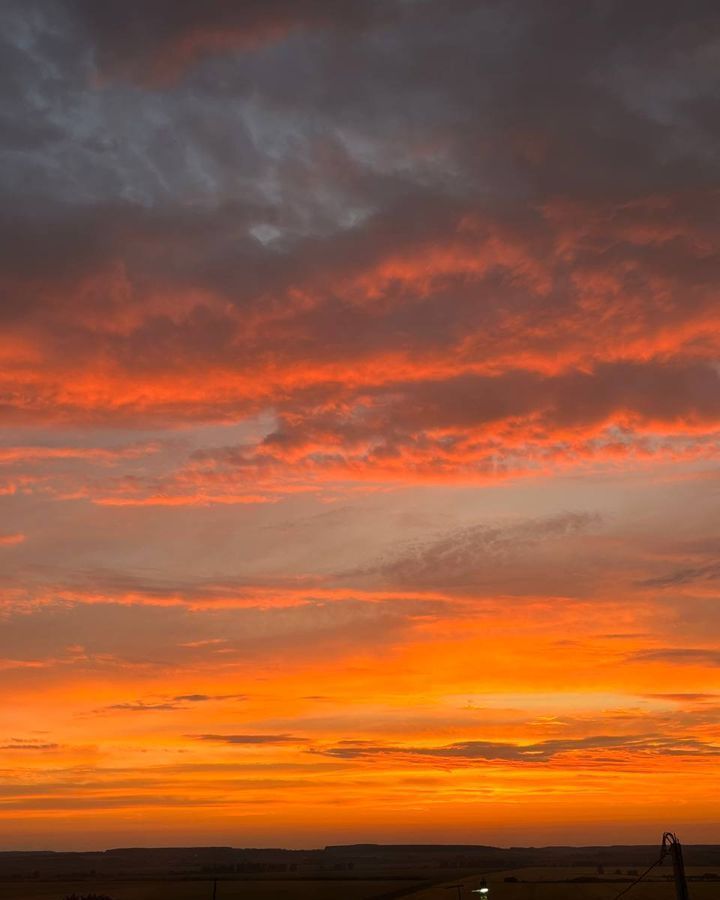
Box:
left=4, top=866, right=720, bottom=899
left=409, top=866, right=720, bottom=899
left=0, top=880, right=425, bottom=900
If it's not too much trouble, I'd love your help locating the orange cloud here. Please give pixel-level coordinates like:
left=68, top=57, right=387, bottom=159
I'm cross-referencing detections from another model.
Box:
left=3, top=0, right=720, bottom=848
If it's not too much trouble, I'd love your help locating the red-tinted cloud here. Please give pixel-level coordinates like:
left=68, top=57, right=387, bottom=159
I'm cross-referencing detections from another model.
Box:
left=2, top=0, right=719, bottom=847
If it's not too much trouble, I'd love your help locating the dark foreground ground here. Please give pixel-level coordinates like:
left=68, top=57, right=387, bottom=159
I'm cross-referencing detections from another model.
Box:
left=1, top=844, right=719, bottom=899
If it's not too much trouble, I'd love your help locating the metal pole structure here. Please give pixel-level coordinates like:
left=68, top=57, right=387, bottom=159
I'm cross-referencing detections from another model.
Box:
left=212, top=878, right=218, bottom=900
left=662, top=832, right=689, bottom=900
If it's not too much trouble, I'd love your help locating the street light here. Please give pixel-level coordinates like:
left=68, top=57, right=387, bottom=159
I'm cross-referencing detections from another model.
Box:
left=471, top=878, right=489, bottom=895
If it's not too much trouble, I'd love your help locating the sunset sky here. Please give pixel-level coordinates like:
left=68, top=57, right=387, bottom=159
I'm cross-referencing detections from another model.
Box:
left=1, top=0, right=719, bottom=850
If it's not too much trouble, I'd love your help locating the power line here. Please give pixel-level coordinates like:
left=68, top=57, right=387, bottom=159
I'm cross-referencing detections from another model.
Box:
left=610, top=854, right=664, bottom=900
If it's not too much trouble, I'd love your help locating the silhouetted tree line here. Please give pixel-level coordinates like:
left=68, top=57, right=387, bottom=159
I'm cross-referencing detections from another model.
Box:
left=202, top=861, right=299, bottom=873
left=63, top=893, right=113, bottom=900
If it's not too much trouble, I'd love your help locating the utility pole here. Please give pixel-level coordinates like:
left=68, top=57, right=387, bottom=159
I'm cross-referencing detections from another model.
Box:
left=662, top=832, right=689, bottom=900
left=212, top=878, right=218, bottom=900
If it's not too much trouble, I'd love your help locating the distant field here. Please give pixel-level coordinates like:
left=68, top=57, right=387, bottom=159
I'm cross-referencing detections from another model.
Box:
left=409, top=866, right=720, bottom=899
left=0, top=880, right=423, bottom=900
left=5, top=867, right=720, bottom=899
